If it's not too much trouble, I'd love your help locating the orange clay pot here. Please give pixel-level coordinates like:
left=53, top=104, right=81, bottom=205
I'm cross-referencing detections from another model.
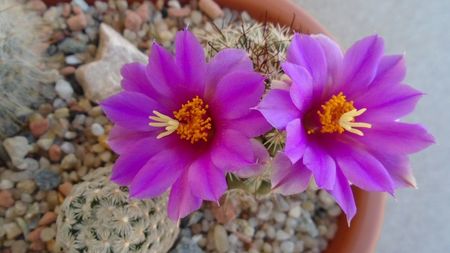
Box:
left=43, top=0, right=387, bottom=252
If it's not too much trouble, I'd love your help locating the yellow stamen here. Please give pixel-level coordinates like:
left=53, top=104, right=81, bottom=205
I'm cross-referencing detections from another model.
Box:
left=148, top=96, right=212, bottom=144
left=316, top=92, right=371, bottom=136
left=174, top=96, right=212, bottom=144
left=149, top=111, right=180, bottom=139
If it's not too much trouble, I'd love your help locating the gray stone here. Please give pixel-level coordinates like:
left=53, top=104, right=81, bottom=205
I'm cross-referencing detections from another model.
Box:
left=75, top=23, right=147, bottom=102
left=280, top=241, right=295, bottom=253
left=2, top=136, right=31, bottom=166
left=16, top=158, right=39, bottom=171
left=275, top=230, right=290, bottom=241
left=34, top=169, right=61, bottom=190
left=58, top=38, right=87, bottom=54
left=170, top=237, right=204, bottom=253
left=4, top=222, right=22, bottom=239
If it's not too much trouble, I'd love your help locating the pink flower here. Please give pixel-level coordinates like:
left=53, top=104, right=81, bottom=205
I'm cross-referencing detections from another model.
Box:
left=257, top=34, right=434, bottom=222
left=101, top=30, right=270, bottom=221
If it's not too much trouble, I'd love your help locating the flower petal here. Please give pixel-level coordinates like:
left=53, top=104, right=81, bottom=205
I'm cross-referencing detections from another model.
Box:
left=355, top=122, right=435, bottom=154
left=327, top=168, right=356, bottom=223
left=210, top=129, right=255, bottom=171
left=313, top=34, right=343, bottom=85
left=373, top=152, right=416, bottom=189
left=286, top=33, right=327, bottom=97
left=284, top=119, right=307, bottom=164
left=227, top=110, right=272, bottom=137
left=129, top=148, right=188, bottom=198
left=101, top=91, right=162, bottom=132
left=356, top=84, right=423, bottom=121
left=168, top=172, right=203, bottom=221
left=282, top=62, right=313, bottom=111
left=108, top=125, right=155, bottom=155
left=341, top=35, right=384, bottom=94
left=205, top=48, right=253, bottom=97
left=188, top=155, right=227, bottom=201
left=256, top=89, right=299, bottom=129
left=370, top=54, right=406, bottom=87
left=120, top=62, right=155, bottom=98
left=332, top=143, right=394, bottom=193
left=303, top=143, right=336, bottom=190
left=271, top=153, right=311, bottom=195
left=175, top=30, right=207, bottom=94
left=234, top=140, right=270, bottom=178
left=210, top=71, right=264, bottom=120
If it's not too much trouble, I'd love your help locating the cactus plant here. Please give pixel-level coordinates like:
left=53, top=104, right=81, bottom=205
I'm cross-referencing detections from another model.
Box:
left=0, top=0, right=58, bottom=139
left=56, top=168, right=179, bottom=253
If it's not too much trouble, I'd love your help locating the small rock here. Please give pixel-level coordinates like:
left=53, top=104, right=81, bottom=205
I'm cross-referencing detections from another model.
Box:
left=171, top=237, right=203, bottom=253
left=54, top=107, right=70, bottom=118
left=30, top=240, right=46, bottom=251
left=14, top=201, right=28, bottom=216
left=136, top=2, right=150, bottom=21
left=75, top=24, right=147, bottom=102
left=4, top=222, right=22, bottom=239
left=319, top=190, right=335, bottom=207
left=274, top=212, right=286, bottom=223
left=55, top=79, right=74, bottom=100
left=3, top=136, right=31, bottom=166
left=124, top=10, right=143, bottom=31
left=27, top=0, right=47, bottom=13
left=40, top=227, right=56, bottom=242
left=213, top=225, right=229, bottom=253
left=198, top=0, right=223, bottom=19
left=60, top=142, right=75, bottom=154
left=275, top=230, right=290, bottom=241
left=0, top=190, right=14, bottom=207
left=90, top=123, right=105, bottom=136
left=37, top=137, right=54, bottom=151
left=11, top=240, right=27, bottom=253
left=0, top=179, right=13, bottom=190
left=17, top=180, right=37, bottom=194
left=190, top=10, right=203, bottom=25
left=58, top=182, right=72, bottom=196
left=16, top=158, right=39, bottom=171
left=34, top=169, right=61, bottom=191
left=60, top=66, right=76, bottom=76
left=67, top=13, right=87, bottom=31
left=58, top=38, right=87, bottom=54
left=280, top=241, right=295, bottom=253
left=28, top=227, right=44, bottom=241
left=288, top=206, right=302, bottom=218
left=65, top=54, right=83, bottom=65
left=72, top=0, right=89, bottom=11
left=29, top=116, right=49, bottom=137
left=94, top=1, right=108, bottom=13
left=168, top=6, right=191, bottom=17
left=60, top=154, right=78, bottom=170
left=38, top=212, right=57, bottom=226
left=48, top=144, right=62, bottom=162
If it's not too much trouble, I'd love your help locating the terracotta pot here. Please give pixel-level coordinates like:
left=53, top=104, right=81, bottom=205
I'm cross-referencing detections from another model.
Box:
left=43, top=0, right=386, bottom=252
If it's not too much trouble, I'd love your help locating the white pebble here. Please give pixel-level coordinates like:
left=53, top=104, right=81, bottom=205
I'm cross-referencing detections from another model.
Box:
left=0, top=179, right=14, bottom=190
left=280, top=241, right=295, bottom=253
left=90, top=123, right=105, bottom=136
left=276, top=230, right=290, bottom=241
left=65, top=55, right=82, bottom=65
left=61, top=142, right=75, bottom=154
left=55, top=79, right=74, bottom=100
left=274, top=212, right=286, bottom=223
left=288, top=206, right=302, bottom=218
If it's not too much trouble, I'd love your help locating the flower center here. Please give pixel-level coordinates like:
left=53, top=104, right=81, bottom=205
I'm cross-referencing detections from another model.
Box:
left=149, top=96, right=212, bottom=143
left=311, top=92, right=371, bottom=136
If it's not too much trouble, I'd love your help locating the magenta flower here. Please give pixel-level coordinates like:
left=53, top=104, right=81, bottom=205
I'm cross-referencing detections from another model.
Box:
left=257, top=34, right=434, bottom=221
left=101, top=30, right=270, bottom=221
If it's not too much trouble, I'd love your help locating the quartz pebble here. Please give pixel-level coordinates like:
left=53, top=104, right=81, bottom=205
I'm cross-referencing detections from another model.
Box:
left=55, top=79, right=74, bottom=100
left=213, top=225, right=230, bottom=252
left=4, top=222, right=22, bottom=239
left=3, top=136, right=31, bottom=166
left=91, top=123, right=105, bottom=136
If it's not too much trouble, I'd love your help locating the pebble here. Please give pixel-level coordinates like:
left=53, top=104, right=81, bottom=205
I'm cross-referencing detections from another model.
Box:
left=65, top=54, right=83, bottom=65
left=40, top=227, right=56, bottom=242
left=60, top=142, right=75, bottom=154
left=27, top=0, right=47, bottom=13
left=60, top=66, right=76, bottom=76
left=288, top=206, right=302, bottom=218
left=198, top=0, right=224, bottom=19
left=213, top=225, right=230, bottom=252
left=11, top=240, right=27, bottom=253
left=30, top=240, right=46, bottom=251
left=58, top=37, right=87, bottom=54
left=37, top=137, right=54, bottom=151
left=54, top=107, right=70, bottom=118
left=38, top=212, right=57, bottom=226
left=3, top=136, right=31, bottom=166
left=67, top=13, right=87, bottom=31
left=274, top=212, right=286, bottom=223
left=276, top=230, right=291, bottom=241
left=171, top=237, right=203, bottom=253
left=14, top=201, right=28, bottom=216
left=190, top=10, right=203, bottom=25
left=280, top=241, right=295, bottom=253
left=28, top=227, right=44, bottom=241
left=4, top=222, right=22, bottom=239
left=90, top=123, right=105, bottom=136
left=34, top=169, right=61, bottom=191
left=136, top=2, right=150, bottom=21
left=60, top=154, right=78, bottom=170
left=17, top=180, right=37, bottom=194
left=48, top=144, right=62, bottom=162
left=29, top=116, right=49, bottom=137
left=16, top=158, right=40, bottom=171
left=124, top=10, right=143, bottom=31
left=58, top=182, right=73, bottom=196
left=168, top=6, right=192, bottom=17
left=0, top=190, right=15, bottom=207
left=55, top=79, right=74, bottom=100
left=0, top=179, right=14, bottom=190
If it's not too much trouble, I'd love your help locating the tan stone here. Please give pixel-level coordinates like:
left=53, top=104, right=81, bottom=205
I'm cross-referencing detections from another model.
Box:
left=75, top=23, right=147, bottom=103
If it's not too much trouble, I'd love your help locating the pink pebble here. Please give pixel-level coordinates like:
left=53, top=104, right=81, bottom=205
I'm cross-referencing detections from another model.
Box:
left=48, top=144, right=62, bottom=162
left=199, top=0, right=224, bottom=19
left=27, top=0, right=47, bottom=13
left=58, top=182, right=73, bottom=197
left=60, top=66, right=76, bottom=76
left=38, top=212, right=57, bottom=226
left=67, top=13, right=87, bottom=32
left=29, top=118, right=49, bottom=137
left=0, top=190, right=14, bottom=208
left=62, top=3, right=71, bottom=18
left=124, top=10, right=143, bottom=32
left=168, top=6, right=192, bottom=18
left=136, top=2, right=150, bottom=22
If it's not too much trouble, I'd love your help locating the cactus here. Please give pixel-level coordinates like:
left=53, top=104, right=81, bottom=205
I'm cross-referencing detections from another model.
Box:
left=0, top=0, right=58, bottom=139
left=199, top=21, right=293, bottom=81
left=56, top=168, right=179, bottom=253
